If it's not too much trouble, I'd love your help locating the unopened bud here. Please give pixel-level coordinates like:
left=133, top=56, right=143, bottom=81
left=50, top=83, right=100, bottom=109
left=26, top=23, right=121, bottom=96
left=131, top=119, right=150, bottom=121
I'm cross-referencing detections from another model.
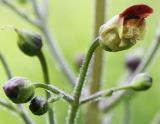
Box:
left=130, top=73, right=152, bottom=91
left=3, top=77, right=35, bottom=104
left=15, top=29, right=42, bottom=56
left=125, top=49, right=143, bottom=72
left=29, top=96, right=49, bottom=116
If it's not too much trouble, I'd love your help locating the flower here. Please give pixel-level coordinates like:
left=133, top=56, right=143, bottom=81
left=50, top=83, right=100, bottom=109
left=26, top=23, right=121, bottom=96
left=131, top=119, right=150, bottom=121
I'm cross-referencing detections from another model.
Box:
left=99, top=4, right=153, bottom=52
left=3, top=77, right=35, bottom=104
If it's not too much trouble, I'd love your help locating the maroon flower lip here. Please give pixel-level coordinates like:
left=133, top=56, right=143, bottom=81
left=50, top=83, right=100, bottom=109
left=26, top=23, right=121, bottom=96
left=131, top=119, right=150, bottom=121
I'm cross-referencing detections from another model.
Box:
left=120, top=4, right=153, bottom=20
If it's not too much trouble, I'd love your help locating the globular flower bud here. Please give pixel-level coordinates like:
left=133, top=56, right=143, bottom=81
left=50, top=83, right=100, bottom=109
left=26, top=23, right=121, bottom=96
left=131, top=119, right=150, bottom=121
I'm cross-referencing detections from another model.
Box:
left=29, top=96, right=49, bottom=116
left=3, top=77, right=35, bottom=104
left=15, top=29, right=42, bottom=56
left=125, top=49, right=143, bottom=72
left=99, top=4, right=153, bottom=52
left=130, top=73, right=152, bottom=91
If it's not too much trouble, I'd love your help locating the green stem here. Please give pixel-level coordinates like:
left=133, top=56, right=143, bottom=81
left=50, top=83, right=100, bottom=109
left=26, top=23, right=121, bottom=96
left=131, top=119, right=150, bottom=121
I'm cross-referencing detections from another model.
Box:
left=30, top=0, right=76, bottom=86
left=37, top=51, right=55, bottom=124
left=86, top=0, right=106, bottom=124
left=102, top=26, right=160, bottom=113
left=2, top=0, right=76, bottom=86
left=0, top=53, right=13, bottom=79
left=67, top=38, right=100, bottom=124
left=34, top=83, right=74, bottom=103
left=80, top=84, right=133, bottom=105
left=40, top=24, right=76, bottom=86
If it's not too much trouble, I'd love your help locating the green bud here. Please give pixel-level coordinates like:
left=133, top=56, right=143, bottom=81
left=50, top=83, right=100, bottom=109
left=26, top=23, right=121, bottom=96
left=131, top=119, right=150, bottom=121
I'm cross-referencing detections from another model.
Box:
left=130, top=73, right=152, bottom=91
left=15, top=29, right=42, bottom=56
left=3, top=77, right=35, bottom=104
left=29, top=96, right=49, bottom=116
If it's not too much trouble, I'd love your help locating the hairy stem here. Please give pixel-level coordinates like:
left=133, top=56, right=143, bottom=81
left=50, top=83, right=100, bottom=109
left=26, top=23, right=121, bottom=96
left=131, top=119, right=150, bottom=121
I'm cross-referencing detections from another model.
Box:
left=80, top=84, right=135, bottom=105
left=34, top=83, right=74, bottom=103
left=101, top=26, right=160, bottom=113
left=1, top=0, right=76, bottom=85
left=67, top=38, right=99, bottom=124
left=86, top=0, right=106, bottom=123
left=37, top=51, right=55, bottom=124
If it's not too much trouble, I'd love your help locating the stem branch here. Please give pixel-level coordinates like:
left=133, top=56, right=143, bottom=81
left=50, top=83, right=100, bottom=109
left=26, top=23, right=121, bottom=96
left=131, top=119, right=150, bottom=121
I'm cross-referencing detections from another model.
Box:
left=34, top=83, right=74, bottom=104
left=67, top=38, right=99, bottom=124
left=37, top=51, right=55, bottom=124
left=102, top=26, right=160, bottom=113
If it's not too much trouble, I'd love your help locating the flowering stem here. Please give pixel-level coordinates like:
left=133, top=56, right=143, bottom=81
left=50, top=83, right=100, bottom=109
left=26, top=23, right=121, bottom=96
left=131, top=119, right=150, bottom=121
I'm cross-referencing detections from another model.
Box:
left=80, top=84, right=134, bottom=105
left=37, top=51, right=55, bottom=124
left=1, top=0, right=76, bottom=86
left=0, top=53, right=13, bottom=79
left=34, top=83, right=74, bottom=104
left=67, top=38, right=100, bottom=124
left=102, top=25, right=160, bottom=113
left=86, top=0, right=106, bottom=123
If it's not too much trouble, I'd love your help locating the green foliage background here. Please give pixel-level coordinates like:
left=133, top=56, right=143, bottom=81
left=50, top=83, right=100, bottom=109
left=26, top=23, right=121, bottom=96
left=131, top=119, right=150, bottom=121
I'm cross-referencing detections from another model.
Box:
left=0, top=0, right=160, bottom=124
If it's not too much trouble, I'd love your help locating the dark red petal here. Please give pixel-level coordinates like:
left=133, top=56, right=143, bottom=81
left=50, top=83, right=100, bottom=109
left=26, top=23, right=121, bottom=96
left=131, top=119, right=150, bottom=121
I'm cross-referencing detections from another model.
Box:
left=120, top=4, right=153, bottom=19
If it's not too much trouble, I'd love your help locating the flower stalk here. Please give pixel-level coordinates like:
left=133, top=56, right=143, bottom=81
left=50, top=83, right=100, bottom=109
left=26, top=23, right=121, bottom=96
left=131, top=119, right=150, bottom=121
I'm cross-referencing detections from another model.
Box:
left=86, top=0, right=107, bottom=124
left=67, top=38, right=100, bottom=124
left=34, top=83, right=74, bottom=104
left=37, top=51, right=55, bottom=124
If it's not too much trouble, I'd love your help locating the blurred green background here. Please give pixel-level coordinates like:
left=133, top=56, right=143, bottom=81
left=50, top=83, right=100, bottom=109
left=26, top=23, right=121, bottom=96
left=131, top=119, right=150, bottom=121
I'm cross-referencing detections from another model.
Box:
left=0, top=0, right=160, bottom=124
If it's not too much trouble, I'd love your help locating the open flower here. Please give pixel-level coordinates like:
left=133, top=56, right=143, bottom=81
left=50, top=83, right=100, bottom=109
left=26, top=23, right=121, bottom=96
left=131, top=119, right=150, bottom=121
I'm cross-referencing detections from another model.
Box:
left=99, top=4, right=153, bottom=52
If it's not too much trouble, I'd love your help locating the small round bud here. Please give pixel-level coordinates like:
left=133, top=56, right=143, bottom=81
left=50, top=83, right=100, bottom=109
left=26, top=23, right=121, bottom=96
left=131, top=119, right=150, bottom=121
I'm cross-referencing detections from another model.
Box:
left=125, top=49, right=143, bottom=72
left=130, top=73, right=152, bottom=91
left=15, top=29, right=42, bottom=56
left=29, top=97, right=49, bottom=116
left=3, top=77, right=35, bottom=104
